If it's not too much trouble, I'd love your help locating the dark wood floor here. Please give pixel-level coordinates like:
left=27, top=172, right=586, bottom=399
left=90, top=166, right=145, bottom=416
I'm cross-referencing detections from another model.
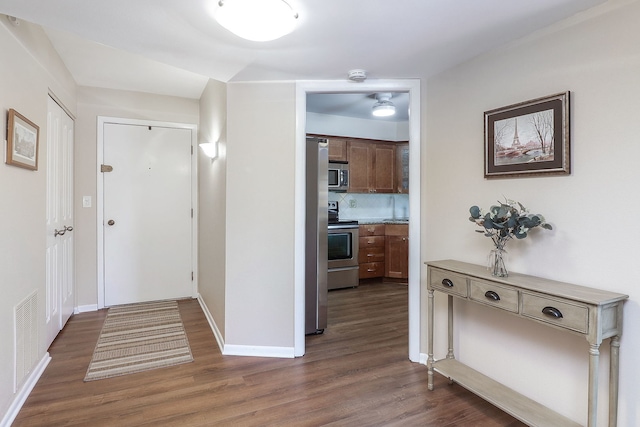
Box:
left=13, top=282, right=525, bottom=426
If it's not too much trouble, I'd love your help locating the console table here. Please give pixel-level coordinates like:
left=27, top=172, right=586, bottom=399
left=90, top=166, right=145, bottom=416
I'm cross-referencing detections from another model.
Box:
left=426, top=260, right=628, bottom=427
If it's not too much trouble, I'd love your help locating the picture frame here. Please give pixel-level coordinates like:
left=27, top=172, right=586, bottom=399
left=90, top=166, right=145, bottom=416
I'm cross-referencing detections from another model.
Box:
left=484, top=91, right=570, bottom=178
left=6, top=108, right=39, bottom=170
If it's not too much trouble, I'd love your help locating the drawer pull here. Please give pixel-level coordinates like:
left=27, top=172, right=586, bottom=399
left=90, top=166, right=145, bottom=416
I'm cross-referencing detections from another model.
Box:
left=542, top=306, right=563, bottom=319
left=442, top=279, right=454, bottom=288
left=484, top=291, right=500, bottom=301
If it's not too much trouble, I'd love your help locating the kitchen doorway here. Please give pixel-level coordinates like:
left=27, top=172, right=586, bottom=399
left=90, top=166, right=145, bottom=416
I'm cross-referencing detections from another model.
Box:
left=294, top=80, right=421, bottom=360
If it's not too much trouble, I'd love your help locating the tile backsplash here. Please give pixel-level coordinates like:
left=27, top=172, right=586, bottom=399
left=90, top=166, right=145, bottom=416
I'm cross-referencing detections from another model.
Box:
left=329, top=192, right=409, bottom=221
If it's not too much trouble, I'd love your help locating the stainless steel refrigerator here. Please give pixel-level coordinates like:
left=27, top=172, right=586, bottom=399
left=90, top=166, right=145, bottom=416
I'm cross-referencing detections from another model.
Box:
left=305, top=136, right=328, bottom=334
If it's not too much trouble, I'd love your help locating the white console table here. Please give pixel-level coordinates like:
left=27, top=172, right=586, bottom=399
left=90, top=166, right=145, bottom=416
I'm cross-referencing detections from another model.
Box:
left=426, top=260, right=628, bottom=427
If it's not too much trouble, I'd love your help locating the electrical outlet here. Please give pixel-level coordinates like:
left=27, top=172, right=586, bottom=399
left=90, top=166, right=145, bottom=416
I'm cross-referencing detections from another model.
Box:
left=349, top=199, right=357, bottom=208
left=82, top=196, right=92, bottom=208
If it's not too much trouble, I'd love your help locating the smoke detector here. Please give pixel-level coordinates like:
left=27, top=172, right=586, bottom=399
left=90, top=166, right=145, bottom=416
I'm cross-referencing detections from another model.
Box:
left=6, top=16, right=20, bottom=27
left=347, top=69, right=367, bottom=82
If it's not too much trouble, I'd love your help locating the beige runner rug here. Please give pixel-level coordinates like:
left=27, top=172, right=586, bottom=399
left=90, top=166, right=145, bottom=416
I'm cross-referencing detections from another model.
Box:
left=84, top=300, right=193, bottom=381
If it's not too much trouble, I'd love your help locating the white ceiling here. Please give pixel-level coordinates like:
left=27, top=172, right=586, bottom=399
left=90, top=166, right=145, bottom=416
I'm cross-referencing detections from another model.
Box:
left=0, top=0, right=606, bottom=117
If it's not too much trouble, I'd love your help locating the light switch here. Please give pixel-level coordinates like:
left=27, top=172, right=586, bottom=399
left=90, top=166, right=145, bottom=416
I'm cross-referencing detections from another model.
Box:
left=82, top=196, right=92, bottom=208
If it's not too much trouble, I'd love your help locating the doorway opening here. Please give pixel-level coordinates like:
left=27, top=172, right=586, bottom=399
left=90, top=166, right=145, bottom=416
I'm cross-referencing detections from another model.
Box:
left=294, top=80, right=421, bottom=361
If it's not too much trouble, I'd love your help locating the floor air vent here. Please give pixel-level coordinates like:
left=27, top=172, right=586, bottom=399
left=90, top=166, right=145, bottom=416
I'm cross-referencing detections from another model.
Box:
left=15, top=290, right=38, bottom=392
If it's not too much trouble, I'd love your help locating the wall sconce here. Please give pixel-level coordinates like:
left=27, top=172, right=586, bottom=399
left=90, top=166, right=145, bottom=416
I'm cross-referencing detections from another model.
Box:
left=199, top=141, right=218, bottom=159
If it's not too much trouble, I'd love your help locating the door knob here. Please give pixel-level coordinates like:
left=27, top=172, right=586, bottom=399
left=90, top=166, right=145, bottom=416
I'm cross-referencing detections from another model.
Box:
left=107, top=220, right=115, bottom=226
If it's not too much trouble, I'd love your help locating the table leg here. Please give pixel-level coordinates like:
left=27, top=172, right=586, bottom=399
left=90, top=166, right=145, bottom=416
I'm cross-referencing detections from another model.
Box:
left=427, top=289, right=435, bottom=391
left=609, top=335, right=620, bottom=427
left=447, top=295, right=454, bottom=360
left=588, top=343, right=600, bottom=427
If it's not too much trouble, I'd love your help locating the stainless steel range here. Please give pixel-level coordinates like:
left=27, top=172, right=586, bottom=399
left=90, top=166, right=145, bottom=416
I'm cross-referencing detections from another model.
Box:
left=328, top=201, right=359, bottom=290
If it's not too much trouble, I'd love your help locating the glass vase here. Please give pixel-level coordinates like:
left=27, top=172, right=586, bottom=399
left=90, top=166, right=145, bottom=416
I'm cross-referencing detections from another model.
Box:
left=488, top=248, right=508, bottom=277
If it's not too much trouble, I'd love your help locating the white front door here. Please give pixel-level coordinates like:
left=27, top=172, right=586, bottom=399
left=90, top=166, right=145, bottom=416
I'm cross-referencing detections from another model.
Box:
left=45, top=96, right=74, bottom=347
left=102, top=122, right=194, bottom=306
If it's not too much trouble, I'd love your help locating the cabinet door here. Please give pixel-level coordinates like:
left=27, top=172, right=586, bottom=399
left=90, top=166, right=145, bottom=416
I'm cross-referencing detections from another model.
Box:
left=385, top=235, right=409, bottom=279
left=328, top=136, right=348, bottom=162
left=396, top=143, right=409, bottom=194
left=347, top=140, right=372, bottom=193
left=371, top=143, right=396, bottom=193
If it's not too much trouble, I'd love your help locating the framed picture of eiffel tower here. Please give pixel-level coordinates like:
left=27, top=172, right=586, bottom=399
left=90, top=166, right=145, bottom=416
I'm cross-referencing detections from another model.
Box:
left=484, top=91, right=570, bottom=178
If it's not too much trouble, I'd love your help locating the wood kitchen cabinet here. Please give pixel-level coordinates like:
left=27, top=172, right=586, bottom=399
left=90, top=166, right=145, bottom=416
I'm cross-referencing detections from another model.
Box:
left=358, top=224, right=385, bottom=279
left=327, top=136, right=348, bottom=162
left=347, top=140, right=396, bottom=193
left=395, top=142, right=409, bottom=194
left=385, top=224, right=408, bottom=279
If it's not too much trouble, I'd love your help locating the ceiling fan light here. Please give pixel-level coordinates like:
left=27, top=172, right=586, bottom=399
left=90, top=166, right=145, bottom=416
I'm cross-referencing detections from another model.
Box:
left=214, top=0, right=299, bottom=42
left=372, top=101, right=396, bottom=117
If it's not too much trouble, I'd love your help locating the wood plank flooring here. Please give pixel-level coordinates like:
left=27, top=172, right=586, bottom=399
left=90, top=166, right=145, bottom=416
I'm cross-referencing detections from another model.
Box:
left=13, top=282, right=525, bottom=426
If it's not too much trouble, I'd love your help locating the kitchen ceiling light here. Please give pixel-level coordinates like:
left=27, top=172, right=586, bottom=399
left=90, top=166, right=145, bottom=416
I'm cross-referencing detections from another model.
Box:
left=372, top=93, right=396, bottom=117
left=213, top=0, right=299, bottom=42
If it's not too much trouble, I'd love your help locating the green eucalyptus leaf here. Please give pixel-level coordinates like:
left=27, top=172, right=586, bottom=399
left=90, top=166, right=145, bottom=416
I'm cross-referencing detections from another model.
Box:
left=469, top=206, right=481, bottom=219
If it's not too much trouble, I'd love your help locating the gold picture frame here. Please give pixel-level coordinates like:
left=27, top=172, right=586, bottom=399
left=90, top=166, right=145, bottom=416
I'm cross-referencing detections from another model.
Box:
left=6, top=109, right=40, bottom=171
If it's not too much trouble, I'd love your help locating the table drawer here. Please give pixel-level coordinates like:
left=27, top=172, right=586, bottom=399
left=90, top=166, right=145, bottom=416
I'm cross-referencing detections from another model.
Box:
left=469, top=279, right=519, bottom=313
left=429, top=268, right=468, bottom=298
left=359, top=236, right=385, bottom=248
left=521, top=292, right=589, bottom=333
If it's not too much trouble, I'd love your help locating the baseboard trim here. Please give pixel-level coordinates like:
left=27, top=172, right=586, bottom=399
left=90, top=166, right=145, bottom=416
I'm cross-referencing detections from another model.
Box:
left=223, top=344, right=295, bottom=359
left=196, top=294, right=224, bottom=354
left=195, top=295, right=294, bottom=359
left=1, top=353, right=51, bottom=427
left=75, top=304, right=98, bottom=314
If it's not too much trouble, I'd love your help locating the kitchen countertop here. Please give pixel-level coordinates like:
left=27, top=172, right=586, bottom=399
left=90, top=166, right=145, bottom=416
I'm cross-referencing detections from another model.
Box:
left=357, top=218, right=409, bottom=225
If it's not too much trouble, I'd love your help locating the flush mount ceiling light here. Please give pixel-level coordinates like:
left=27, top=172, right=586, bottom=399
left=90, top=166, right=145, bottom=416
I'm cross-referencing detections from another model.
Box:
left=372, top=93, right=396, bottom=117
left=213, top=0, right=299, bottom=42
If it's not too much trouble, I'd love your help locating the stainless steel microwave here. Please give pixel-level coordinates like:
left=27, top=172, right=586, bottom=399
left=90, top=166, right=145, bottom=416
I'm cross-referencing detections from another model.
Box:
left=328, top=162, right=349, bottom=192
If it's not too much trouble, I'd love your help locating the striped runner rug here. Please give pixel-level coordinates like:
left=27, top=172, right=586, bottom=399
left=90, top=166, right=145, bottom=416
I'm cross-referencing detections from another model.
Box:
left=84, top=300, right=193, bottom=381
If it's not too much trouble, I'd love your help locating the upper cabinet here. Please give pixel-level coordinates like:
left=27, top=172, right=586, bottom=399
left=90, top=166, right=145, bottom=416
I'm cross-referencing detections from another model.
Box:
left=327, top=136, right=348, bottom=162
left=347, top=140, right=396, bottom=193
left=396, top=143, right=409, bottom=194
left=311, top=134, right=408, bottom=194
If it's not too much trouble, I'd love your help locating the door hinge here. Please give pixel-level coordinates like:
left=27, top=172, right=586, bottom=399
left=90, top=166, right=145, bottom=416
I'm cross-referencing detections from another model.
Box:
left=100, top=164, right=113, bottom=173
left=191, top=146, right=193, bottom=155
left=191, top=208, right=193, bottom=218
left=191, top=272, right=194, bottom=281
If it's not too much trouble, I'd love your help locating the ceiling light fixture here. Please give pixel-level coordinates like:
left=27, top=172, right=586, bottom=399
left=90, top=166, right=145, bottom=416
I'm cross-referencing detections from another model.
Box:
left=372, top=93, right=396, bottom=117
left=213, top=0, right=299, bottom=42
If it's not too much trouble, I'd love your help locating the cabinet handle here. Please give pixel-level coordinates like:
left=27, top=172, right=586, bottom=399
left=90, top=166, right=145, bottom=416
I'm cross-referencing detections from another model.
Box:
left=542, top=306, right=563, bottom=319
left=484, top=291, right=500, bottom=301
left=441, top=279, right=454, bottom=288
left=367, top=268, right=375, bottom=272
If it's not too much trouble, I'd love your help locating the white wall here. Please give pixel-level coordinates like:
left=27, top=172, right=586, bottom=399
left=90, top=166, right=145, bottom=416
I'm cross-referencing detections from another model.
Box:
left=198, top=79, right=227, bottom=342
left=224, top=82, right=297, bottom=355
left=423, top=2, right=640, bottom=425
left=306, top=111, right=409, bottom=141
left=0, top=15, right=76, bottom=421
left=74, top=87, right=200, bottom=308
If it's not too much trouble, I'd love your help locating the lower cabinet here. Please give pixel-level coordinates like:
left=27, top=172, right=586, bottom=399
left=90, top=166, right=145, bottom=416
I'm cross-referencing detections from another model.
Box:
left=385, top=224, right=409, bottom=279
left=358, top=224, right=385, bottom=279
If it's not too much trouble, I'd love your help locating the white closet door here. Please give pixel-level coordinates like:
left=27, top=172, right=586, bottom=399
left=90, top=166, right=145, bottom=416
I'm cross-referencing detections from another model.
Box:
left=45, top=96, right=74, bottom=347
